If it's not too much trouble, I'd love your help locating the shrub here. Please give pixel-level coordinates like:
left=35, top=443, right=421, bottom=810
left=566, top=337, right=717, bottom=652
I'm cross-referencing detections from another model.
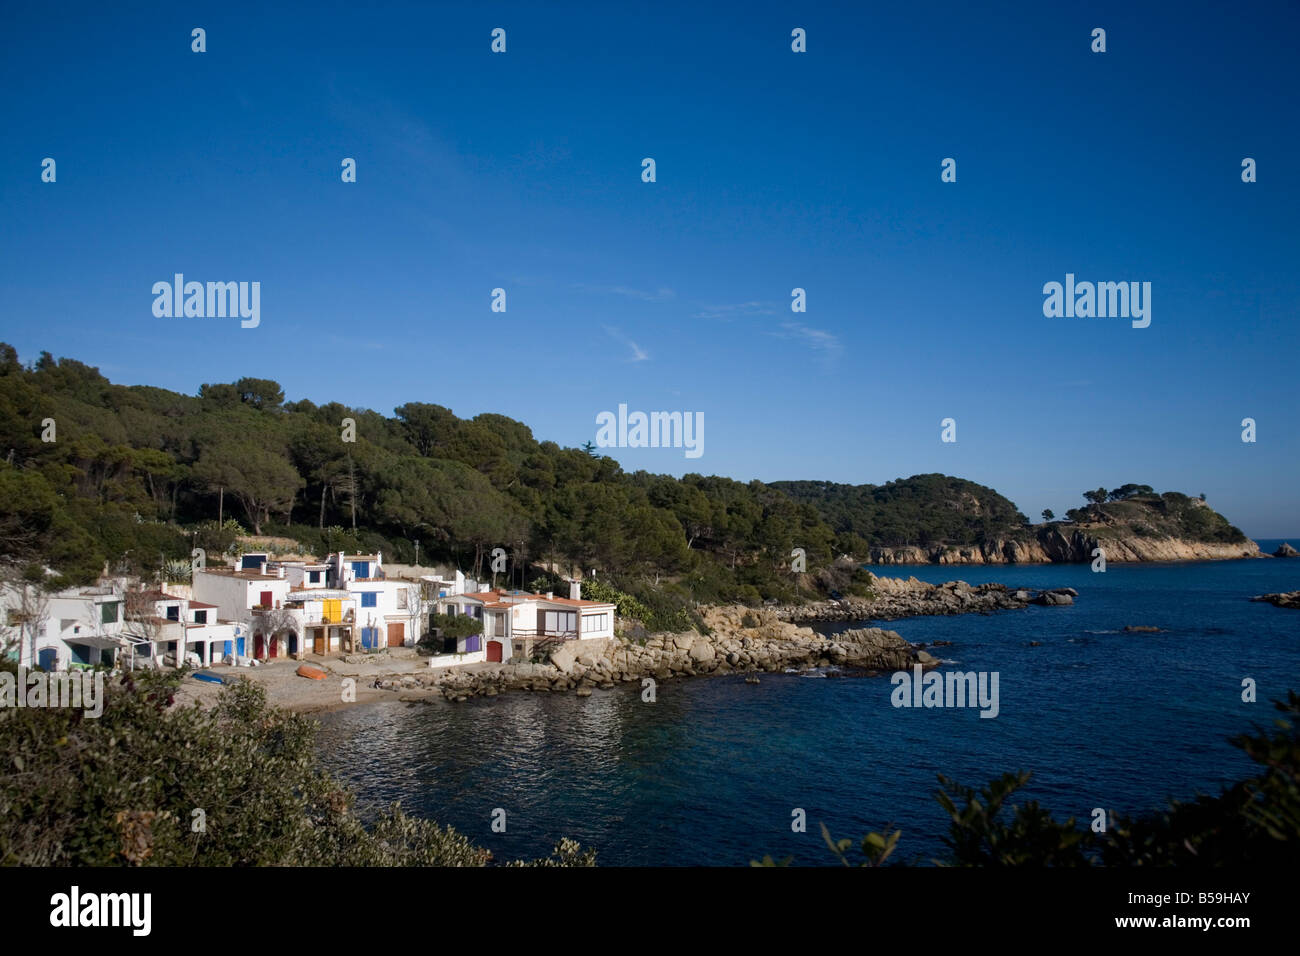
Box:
left=418, top=612, right=483, bottom=651
left=0, top=670, right=593, bottom=866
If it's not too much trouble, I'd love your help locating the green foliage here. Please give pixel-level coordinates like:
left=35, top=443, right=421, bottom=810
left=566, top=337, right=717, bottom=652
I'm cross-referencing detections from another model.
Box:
left=934, top=771, right=1092, bottom=866
left=773, top=474, right=1029, bottom=550
left=0, top=346, right=1250, bottom=604
left=0, top=671, right=593, bottom=866
left=418, top=612, right=484, bottom=651
left=820, top=822, right=901, bottom=867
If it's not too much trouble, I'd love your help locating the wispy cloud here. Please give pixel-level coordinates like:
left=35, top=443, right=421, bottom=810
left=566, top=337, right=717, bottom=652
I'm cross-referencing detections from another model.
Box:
left=576, top=283, right=675, bottom=302
left=694, top=301, right=777, bottom=321
left=774, top=322, right=842, bottom=357
left=603, top=325, right=650, bottom=362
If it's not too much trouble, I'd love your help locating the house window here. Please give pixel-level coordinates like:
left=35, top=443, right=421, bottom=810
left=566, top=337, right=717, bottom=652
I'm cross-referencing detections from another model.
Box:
left=309, top=570, right=321, bottom=584
left=194, top=610, right=208, bottom=624
left=361, top=592, right=377, bottom=608
left=583, top=613, right=609, bottom=633
left=101, top=602, right=120, bottom=624
left=353, top=561, right=370, bottom=579
left=544, top=610, right=576, bottom=634
left=166, top=605, right=180, bottom=621
left=397, top=588, right=408, bottom=610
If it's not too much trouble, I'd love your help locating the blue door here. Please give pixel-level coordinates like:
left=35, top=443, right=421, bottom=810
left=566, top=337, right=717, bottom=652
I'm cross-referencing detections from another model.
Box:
left=361, top=627, right=377, bottom=648
left=38, top=648, right=57, bottom=670
left=224, top=641, right=233, bottom=658
left=236, top=637, right=245, bottom=656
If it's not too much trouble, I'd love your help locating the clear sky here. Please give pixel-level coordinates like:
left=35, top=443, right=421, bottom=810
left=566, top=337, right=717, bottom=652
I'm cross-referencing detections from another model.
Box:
left=2, top=1, right=1297, bottom=536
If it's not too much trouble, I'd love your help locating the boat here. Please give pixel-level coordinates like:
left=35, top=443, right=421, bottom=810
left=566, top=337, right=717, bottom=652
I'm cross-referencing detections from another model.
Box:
left=192, top=670, right=226, bottom=685
left=296, top=664, right=328, bottom=681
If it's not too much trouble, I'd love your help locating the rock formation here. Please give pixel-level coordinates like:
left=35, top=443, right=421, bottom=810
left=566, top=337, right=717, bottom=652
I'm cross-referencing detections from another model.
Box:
left=1250, top=591, right=1300, bottom=609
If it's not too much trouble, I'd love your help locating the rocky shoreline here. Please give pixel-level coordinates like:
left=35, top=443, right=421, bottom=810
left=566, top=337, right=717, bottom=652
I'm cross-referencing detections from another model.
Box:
left=381, top=612, right=933, bottom=703
left=868, top=528, right=1261, bottom=565
left=368, top=575, right=1076, bottom=705
left=773, top=573, right=1076, bottom=623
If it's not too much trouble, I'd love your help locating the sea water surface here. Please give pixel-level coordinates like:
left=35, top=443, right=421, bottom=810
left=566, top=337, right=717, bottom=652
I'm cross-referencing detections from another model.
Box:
left=316, top=543, right=1300, bottom=865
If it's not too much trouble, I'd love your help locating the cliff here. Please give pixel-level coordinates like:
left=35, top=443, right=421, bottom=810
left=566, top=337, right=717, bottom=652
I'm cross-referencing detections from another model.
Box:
left=869, top=521, right=1261, bottom=566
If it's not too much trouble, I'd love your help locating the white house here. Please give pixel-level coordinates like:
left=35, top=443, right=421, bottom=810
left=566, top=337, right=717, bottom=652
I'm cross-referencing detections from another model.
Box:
left=121, top=590, right=243, bottom=668
left=328, top=552, right=422, bottom=650
left=257, top=588, right=356, bottom=658
left=2, top=583, right=126, bottom=671
left=461, top=583, right=615, bottom=663
left=192, top=560, right=294, bottom=659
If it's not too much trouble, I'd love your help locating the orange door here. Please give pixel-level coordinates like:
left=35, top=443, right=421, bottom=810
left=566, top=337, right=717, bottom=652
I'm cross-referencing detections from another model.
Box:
left=313, top=631, right=325, bottom=655
left=387, top=622, right=404, bottom=647
left=487, top=641, right=503, bottom=662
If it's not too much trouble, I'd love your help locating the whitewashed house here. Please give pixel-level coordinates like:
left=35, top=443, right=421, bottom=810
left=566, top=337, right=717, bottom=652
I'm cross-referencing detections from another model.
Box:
left=328, top=552, right=421, bottom=650
left=2, top=583, right=126, bottom=671
left=269, top=588, right=356, bottom=658
left=121, top=590, right=243, bottom=667
left=192, top=558, right=294, bottom=659
left=461, top=584, right=615, bottom=662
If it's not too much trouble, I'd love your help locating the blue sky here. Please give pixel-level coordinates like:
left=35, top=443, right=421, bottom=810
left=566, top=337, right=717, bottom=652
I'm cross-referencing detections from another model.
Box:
left=2, top=1, right=1298, bottom=536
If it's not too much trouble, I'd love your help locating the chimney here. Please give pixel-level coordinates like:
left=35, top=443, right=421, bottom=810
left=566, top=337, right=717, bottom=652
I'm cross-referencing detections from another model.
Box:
left=278, top=566, right=285, bottom=579
left=546, top=591, right=554, bottom=601
left=570, top=581, right=581, bottom=601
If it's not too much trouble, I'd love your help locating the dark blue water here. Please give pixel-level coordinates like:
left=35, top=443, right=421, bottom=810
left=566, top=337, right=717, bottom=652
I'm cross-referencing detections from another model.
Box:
left=316, top=543, right=1300, bottom=865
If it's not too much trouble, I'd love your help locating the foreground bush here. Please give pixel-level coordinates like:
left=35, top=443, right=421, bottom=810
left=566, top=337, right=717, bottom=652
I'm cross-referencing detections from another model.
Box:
left=0, top=670, right=593, bottom=866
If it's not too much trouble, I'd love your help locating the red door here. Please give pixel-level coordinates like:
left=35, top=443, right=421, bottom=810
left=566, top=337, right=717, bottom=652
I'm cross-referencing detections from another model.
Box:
left=260, top=590, right=273, bottom=609
left=487, top=641, right=503, bottom=662
left=254, top=634, right=264, bottom=658
left=269, top=636, right=279, bottom=659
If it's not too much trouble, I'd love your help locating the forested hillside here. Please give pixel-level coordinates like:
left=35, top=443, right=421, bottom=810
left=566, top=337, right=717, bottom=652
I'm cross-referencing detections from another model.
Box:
left=771, top=476, right=1030, bottom=551
left=0, top=346, right=1249, bottom=614
left=0, top=345, right=845, bottom=612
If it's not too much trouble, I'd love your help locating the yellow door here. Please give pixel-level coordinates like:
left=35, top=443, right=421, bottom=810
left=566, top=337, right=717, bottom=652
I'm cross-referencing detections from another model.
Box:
left=323, top=599, right=341, bottom=623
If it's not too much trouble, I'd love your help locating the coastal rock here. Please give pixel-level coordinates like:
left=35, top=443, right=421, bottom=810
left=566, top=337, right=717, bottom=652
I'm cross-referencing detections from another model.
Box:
left=1274, top=543, right=1298, bottom=557
left=1250, top=591, right=1300, bottom=610
left=870, top=530, right=1262, bottom=565
left=1032, top=591, right=1073, bottom=606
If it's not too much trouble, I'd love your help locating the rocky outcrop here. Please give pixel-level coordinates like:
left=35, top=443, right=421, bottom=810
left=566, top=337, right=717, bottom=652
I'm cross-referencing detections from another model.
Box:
left=869, top=527, right=1261, bottom=565
left=373, top=608, right=931, bottom=702
left=1251, top=591, right=1300, bottom=609
left=774, top=573, right=1079, bottom=622
left=1274, top=543, right=1298, bottom=558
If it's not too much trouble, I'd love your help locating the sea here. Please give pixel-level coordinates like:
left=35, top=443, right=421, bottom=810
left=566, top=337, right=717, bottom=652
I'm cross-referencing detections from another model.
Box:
left=315, top=541, right=1300, bottom=866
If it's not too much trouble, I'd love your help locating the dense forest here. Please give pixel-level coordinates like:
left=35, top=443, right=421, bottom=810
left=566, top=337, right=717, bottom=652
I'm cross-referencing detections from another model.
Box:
left=771, top=476, right=1030, bottom=551
left=0, top=345, right=1244, bottom=619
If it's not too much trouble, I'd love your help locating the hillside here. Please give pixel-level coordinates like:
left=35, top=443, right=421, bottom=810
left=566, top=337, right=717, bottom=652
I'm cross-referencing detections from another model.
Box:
left=771, top=475, right=1030, bottom=551
left=0, top=346, right=1261, bottom=614
left=864, top=489, right=1258, bottom=565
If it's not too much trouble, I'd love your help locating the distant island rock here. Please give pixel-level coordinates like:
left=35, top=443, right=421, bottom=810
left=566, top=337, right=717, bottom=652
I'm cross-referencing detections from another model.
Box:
left=1251, top=591, right=1300, bottom=610
left=1274, top=543, right=1298, bottom=557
